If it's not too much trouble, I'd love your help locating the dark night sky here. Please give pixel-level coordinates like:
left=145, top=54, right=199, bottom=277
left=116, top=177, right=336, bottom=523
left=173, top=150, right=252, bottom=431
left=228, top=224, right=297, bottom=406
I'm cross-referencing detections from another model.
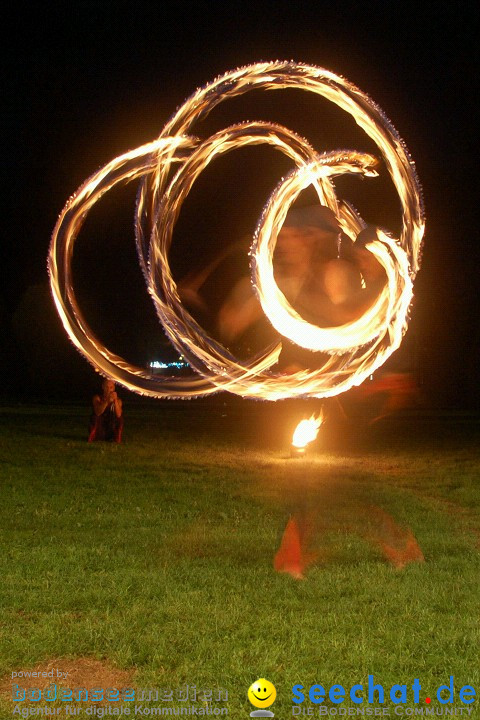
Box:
left=2, top=1, right=479, bottom=404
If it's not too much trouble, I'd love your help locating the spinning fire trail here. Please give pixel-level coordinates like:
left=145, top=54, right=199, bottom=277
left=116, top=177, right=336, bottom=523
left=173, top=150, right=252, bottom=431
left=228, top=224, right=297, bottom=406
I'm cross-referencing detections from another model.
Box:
left=48, top=61, right=424, bottom=400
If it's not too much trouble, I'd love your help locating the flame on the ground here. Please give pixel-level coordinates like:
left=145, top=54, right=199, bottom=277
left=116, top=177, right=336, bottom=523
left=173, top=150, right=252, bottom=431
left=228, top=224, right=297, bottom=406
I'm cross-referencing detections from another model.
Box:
left=292, top=413, right=323, bottom=448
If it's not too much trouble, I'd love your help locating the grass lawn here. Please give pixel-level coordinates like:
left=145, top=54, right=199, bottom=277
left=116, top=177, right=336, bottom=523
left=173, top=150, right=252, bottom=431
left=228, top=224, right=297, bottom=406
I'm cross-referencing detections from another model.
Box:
left=0, top=400, right=479, bottom=718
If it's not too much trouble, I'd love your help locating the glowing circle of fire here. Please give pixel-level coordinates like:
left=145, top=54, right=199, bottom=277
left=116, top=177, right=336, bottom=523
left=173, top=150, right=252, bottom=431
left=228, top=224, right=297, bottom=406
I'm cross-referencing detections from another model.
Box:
left=49, top=61, right=424, bottom=400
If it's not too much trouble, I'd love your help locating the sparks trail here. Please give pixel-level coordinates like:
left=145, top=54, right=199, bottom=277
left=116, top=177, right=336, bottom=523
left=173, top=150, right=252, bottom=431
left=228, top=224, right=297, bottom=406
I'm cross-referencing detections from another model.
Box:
left=49, top=62, right=424, bottom=400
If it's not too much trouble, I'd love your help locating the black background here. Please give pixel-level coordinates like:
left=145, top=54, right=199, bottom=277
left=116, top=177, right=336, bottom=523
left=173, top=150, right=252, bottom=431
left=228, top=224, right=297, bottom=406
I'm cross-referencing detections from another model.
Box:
left=3, top=1, right=479, bottom=406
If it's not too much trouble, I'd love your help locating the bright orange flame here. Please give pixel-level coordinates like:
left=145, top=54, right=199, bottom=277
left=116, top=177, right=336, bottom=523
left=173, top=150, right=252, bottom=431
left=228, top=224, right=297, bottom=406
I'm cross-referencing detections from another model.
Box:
left=292, top=413, right=323, bottom=448
left=49, top=62, right=424, bottom=400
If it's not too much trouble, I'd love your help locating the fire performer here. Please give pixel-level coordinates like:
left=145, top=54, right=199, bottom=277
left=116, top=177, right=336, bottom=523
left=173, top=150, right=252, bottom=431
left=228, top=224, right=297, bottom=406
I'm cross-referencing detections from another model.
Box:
left=88, top=378, right=124, bottom=443
left=177, top=204, right=388, bottom=427
left=217, top=206, right=386, bottom=370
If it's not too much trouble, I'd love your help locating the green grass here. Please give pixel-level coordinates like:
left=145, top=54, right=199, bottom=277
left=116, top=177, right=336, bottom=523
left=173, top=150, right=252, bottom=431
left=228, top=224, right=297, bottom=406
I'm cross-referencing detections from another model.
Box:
left=0, top=401, right=479, bottom=718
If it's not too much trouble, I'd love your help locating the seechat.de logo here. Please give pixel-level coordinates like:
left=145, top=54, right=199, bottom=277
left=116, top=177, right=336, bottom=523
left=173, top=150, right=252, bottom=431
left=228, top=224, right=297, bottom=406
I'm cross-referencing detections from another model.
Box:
left=248, top=679, right=277, bottom=717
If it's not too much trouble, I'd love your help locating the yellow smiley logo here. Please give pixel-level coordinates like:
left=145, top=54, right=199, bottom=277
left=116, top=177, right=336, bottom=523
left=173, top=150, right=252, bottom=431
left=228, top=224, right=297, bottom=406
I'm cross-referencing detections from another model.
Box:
left=247, top=678, right=277, bottom=708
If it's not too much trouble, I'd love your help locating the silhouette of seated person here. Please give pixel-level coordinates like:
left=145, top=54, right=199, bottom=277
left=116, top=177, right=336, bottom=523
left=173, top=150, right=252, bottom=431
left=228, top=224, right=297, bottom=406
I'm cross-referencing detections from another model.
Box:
left=88, top=379, right=124, bottom=443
